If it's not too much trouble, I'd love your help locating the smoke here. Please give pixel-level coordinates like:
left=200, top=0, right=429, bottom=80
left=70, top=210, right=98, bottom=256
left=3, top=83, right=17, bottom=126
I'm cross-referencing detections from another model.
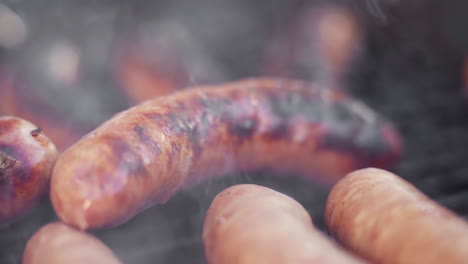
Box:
left=365, top=0, right=388, bottom=22
left=1, top=0, right=467, bottom=264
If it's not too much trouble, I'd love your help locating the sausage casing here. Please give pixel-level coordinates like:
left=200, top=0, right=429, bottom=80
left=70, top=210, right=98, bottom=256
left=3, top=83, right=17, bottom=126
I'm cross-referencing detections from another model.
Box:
left=0, top=116, right=58, bottom=224
left=203, top=184, right=367, bottom=264
left=325, top=168, right=468, bottom=264
left=51, top=78, right=401, bottom=230
left=23, top=222, right=122, bottom=264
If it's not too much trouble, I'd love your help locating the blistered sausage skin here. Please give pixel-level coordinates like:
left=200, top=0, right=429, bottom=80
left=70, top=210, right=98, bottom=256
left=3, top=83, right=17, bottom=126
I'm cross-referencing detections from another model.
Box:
left=51, top=78, right=401, bottom=230
left=203, top=184, right=367, bottom=264
left=325, top=168, right=468, bottom=264
left=0, top=116, right=59, bottom=224
left=23, top=222, right=122, bottom=264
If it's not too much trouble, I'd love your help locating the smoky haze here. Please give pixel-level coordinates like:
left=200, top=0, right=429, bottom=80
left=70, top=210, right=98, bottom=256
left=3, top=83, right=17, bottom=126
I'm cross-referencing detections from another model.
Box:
left=1, top=0, right=468, bottom=263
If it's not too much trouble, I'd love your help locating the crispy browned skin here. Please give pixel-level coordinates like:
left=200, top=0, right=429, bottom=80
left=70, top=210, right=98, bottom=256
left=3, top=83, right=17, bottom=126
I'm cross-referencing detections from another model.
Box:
left=23, top=222, right=122, bottom=264
left=326, top=168, right=468, bottom=264
left=51, top=78, right=401, bottom=230
left=0, top=116, right=58, bottom=224
left=203, top=184, right=367, bottom=264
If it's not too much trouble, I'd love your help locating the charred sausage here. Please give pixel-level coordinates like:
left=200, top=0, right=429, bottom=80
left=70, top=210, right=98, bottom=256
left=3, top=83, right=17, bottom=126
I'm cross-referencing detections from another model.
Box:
left=325, top=168, right=468, bottom=264
left=203, top=184, right=367, bottom=264
left=0, top=116, right=58, bottom=224
left=51, top=78, right=401, bottom=230
left=23, top=222, right=122, bottom=264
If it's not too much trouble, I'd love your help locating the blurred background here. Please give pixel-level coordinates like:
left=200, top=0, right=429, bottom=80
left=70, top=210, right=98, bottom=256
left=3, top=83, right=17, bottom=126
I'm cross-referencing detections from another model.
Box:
left=1, top=0, right=468, bottom=263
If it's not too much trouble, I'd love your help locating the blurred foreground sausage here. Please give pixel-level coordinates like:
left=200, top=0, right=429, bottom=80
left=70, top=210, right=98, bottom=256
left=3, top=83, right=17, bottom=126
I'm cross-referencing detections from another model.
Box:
left=23, top=222, right=122, bottom=264
left=51, top=78, right=402, bottom=230
left=0, top=116, right=58, bottom=224
left=203, top=184, right=366, bottom=264
left=325, top=168, right=468, bottom=264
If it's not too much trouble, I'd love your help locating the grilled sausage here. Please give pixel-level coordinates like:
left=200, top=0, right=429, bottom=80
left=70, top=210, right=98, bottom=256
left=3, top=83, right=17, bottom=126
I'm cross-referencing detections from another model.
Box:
left=203, top=184, right=367, bottom=264
left=51, top=78, right=402, bottom=230
left=23, top=222, right=122, bottom=264
left=325, top=168, right=468, bottom=264
left=0, top=116, right=59, bottom=224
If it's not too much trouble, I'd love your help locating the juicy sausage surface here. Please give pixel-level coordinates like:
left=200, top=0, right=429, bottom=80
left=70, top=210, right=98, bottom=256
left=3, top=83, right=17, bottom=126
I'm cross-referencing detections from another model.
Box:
left=326, top=168, right=468, bottom=264
left=0, top=116, right=58, bottom=224
left=23, top=222, right=122, bottom=264
left=51, top=78, right=401, bottom=230
left=203, top=184, right=367, bottom=264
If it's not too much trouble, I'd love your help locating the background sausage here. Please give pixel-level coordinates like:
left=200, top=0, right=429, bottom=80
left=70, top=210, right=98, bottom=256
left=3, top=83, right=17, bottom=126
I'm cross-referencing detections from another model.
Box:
left=325, top=168, right=468, bottom=264
left=51, top=78, right=401, bottom=230
left=113, top=27, right=226, bottom=105
left=0, top=116, right=58, bottom=225
left=203, top=184, right=366, bottom=264
left=22, top=222, right=122, bottom=264
left=262, top=4, right=362, bottom=89
left=0, top=68, right=96, bottom=151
